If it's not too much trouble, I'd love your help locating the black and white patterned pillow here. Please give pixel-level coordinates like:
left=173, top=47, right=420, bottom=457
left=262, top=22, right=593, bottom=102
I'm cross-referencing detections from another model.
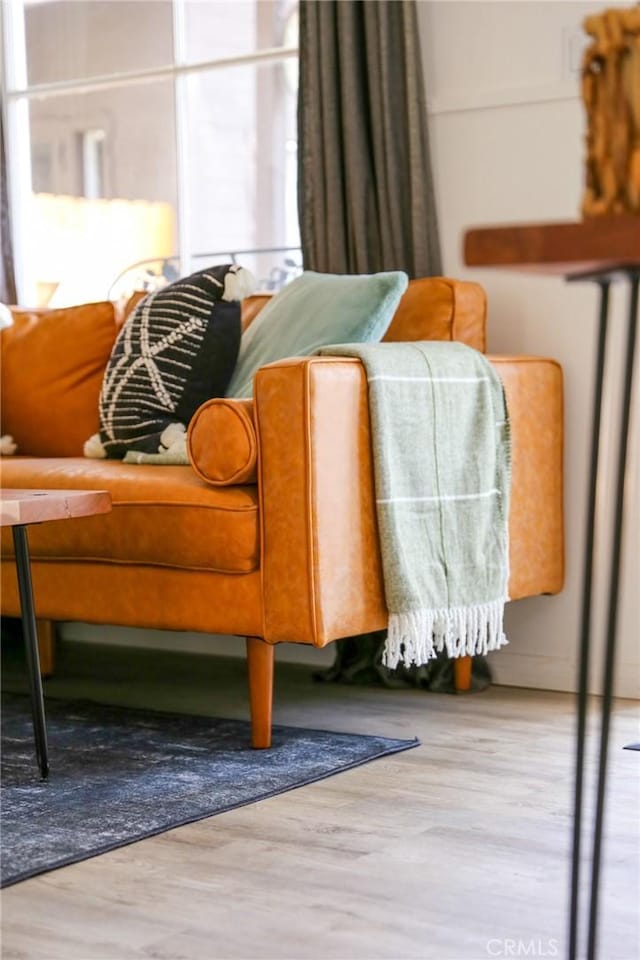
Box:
left=85, top=263, right=255, bottom=463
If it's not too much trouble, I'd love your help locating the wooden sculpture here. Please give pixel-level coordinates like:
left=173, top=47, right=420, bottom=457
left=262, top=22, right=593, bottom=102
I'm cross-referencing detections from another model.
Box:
left=582, top=6, right=640, bottom=216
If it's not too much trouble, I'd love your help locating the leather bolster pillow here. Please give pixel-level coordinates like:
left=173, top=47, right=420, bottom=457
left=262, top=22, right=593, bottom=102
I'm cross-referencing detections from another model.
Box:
left=187, top=398, right=257, bottom=486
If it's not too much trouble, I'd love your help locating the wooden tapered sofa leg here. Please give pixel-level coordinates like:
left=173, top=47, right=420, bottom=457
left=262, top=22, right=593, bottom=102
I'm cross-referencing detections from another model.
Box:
left=246, top=636, right=274, bottom=749
left=454, top=655, right=472, bottom=693
left=36, top=619, right=56, bottom=677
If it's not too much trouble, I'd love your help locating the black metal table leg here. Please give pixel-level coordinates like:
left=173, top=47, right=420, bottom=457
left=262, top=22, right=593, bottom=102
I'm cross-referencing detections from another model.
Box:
left=12, top=524, right=49, bottom=779
left=568, top=268, right=639, bottom=959
left=586, top=273, right=638, bottom=960
left=568, top=280, right=610, bottom=960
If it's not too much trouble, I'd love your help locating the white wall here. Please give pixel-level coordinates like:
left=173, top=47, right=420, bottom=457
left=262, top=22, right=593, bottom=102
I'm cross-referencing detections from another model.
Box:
left=418, top=0, right=639, bottom=698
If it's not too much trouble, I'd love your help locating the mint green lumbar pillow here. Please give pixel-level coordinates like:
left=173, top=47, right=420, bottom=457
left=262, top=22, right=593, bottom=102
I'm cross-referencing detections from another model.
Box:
left=226, top=270, right=409, bottom=398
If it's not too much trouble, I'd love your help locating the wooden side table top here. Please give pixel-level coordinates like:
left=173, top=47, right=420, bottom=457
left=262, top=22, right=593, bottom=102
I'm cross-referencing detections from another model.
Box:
left=0, top=489, right=112, bottom=528
left=464, top=214, right=640, bottom=276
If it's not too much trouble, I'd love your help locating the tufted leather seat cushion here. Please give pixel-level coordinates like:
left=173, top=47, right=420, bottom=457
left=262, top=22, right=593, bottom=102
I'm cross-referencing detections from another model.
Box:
left=0, top=458, right=259, bottom=574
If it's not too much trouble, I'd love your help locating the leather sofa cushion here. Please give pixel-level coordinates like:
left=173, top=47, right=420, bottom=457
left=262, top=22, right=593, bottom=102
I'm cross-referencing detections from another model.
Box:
left=122, top=290, right=147, bottom=321
left=1, top=302, right=119, bottom=457
left=0, top=458, right=259, bottom=574
left=383, top=277, right=486, bottom=350
left=241, top=295, right=270, bottom=331
left=188, top=398, right=257, bottom=486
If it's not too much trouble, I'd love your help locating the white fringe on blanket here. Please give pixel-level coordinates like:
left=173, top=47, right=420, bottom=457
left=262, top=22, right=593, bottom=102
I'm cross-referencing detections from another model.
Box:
left=384, top=598, right=509, bottom=669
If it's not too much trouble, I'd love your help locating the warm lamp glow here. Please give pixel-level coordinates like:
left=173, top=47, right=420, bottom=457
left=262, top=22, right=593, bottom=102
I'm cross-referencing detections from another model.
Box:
left=27, top=194, right=175, bottom=306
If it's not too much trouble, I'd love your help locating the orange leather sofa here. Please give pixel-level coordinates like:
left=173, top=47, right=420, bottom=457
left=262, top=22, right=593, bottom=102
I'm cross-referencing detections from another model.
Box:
left=0, top=278, right=564, bottom=747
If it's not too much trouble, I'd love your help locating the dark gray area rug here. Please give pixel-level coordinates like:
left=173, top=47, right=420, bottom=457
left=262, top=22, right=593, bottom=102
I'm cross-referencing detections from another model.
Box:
left=1, top=693, right=418, bottom=888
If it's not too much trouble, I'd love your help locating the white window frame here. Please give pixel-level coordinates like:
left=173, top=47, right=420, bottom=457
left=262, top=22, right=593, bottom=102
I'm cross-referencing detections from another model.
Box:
left=0, top=0, right=298, bottom=303
left=80, top=129, right=106, bottom=200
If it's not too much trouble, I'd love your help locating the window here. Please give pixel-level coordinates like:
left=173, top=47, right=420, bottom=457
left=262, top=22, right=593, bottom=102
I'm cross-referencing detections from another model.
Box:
left=1, top=0, right=299, bottom=306
left=80, top=129, right=106, bottom=200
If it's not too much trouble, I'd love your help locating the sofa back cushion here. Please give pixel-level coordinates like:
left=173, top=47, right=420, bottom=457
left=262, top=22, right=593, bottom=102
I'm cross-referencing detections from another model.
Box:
left=1, top=301, right=119, bottom=456
left=240, top=294, right=271, bottom=331
left=384, top=277, right=486, bottom=351
left=240, top=276, right=487, bottom=352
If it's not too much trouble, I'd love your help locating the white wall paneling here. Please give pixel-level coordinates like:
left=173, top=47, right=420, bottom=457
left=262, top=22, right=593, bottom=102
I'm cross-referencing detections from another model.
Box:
left=418, top=1, right=639, bottom=697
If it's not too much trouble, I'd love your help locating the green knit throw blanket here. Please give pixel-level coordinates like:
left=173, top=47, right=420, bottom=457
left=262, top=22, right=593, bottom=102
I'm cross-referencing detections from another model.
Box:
left=319, top=342, right=511, bottom=668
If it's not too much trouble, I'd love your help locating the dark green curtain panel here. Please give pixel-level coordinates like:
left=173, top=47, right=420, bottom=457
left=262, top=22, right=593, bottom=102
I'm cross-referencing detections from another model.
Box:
left=298, top=1, right=490, bottom=692
left=1, top=111, right=17, bottom=305
left=297, top=0, right=442, bottom=277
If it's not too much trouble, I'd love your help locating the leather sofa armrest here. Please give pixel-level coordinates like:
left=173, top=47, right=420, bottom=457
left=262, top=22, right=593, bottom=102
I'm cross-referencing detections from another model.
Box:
left=253, top=354, right=564, bottom=646
left=254, top=356, right=387, bottom=646
left=488, top=355, right=564, bottom=600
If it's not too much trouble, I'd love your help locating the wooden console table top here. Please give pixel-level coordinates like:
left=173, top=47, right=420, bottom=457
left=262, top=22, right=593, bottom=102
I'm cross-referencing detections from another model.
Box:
left=464, top=214, right=640, bottom=277
left=0, top=489, right=112, bottom=528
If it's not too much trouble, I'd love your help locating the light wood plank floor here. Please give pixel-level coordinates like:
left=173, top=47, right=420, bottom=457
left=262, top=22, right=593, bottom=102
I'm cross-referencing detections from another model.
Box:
left=1, top=640, right=639, bottom=960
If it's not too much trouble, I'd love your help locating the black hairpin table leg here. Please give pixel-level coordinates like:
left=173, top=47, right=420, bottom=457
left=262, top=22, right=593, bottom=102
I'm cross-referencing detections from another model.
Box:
left=462, top=216, right=640, bottom=960
left=587, top=272, right=638, bottom=959
left=568, top=269, right=639, bottom=960
left=568, top=279, right=610, bottom=960
left=11, top=524, right=49, bottom=780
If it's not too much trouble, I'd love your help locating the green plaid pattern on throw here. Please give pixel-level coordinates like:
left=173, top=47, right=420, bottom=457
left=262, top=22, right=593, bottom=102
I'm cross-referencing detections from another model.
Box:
left=319, top=342, right=511, bottom=668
